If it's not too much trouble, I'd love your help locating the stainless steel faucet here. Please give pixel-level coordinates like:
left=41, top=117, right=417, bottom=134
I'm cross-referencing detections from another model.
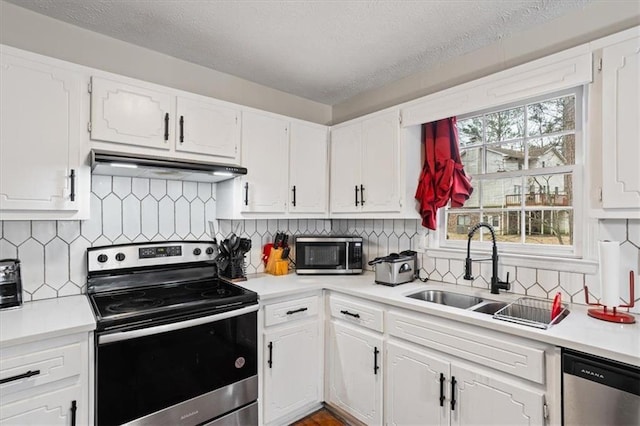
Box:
left=463, top=222, right=510, bottom=294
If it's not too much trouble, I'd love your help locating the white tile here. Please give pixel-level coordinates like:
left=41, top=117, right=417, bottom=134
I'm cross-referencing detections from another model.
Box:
left=509, top=281, right=527, bottom=297
left=383, top=219, right=394, bottom=236
left=81, top=193, right=103, bottom=243
left=559, top=271, right=585, bottom=297
left=102, top=194, right=123, bottom=241
left=373, top=219, right=384, bottom=235
left=205, top=199, right=216, bottom=223
left=197, top=182, right=211, bottom=200
left=32, top=284, right=57, bottom=301
left=190, top=199, right=205, bottom=238
left=405, top=220, right=419, bottom=235
left=93, top=236, right=113, bottom=246
left=69, top=237, right=90, bottom=286
left=364, top=219, right=374, bottom=235
left=0, top=240, right=18, bottom=259
left=112, top=177, right=132, bottom=198
left=150, top=179, right=167, bottom=200
left=598, top=219, right=627, bottom=243
left=421, top=254, right=437, bottom=274
left=537, top=269, right=559, bottom=293
left=256, top=220, right=268, bottom=236
left=478, top=262, right=493, bottom=286
left=58, top=282, right=81, bottom=297
left=122, top=195, right=141, bottom=240
left=435, top=258, right=449, bottom=276
left=167, top=180, right=182, bottom=200
left=183, top=181, right=198, bottom=201
left=450, top=259, right=465, bottom=280
left=18, top=239, right=44, bottom=293
left=57, top=221, right=80, bottom=243
left=628, top=220, right=640, bottom=247
left=399, top=234, right=411, bottom=252
left=141, top=197, right=159, bottom=239
left=516, top=267, right=537, bottom=288
left=32, top=221, right=56, bottom=244
left=583, top=272, right=601, bottom=301
left=44, top=237, right=69, bottom=290
left=175, top=198, right=190, bottom=238
left=441, top=271, right=457, bottom=285
left=388, top=234, right=399, bottom=254
left=3, top=221, right=31, bottom=245
left=267, top=219, right=278, bottom=233
left=158, top=197, right=175, bottom=238
left=91, top=175, right=112, bottom=199
left=527, top=284, right=548, bottom=299
left=132, top=178, right=150, bottom=199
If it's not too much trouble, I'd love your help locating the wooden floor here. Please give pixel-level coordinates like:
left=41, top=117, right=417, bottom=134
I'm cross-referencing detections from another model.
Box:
left=290, top=408, right=346, bottom=426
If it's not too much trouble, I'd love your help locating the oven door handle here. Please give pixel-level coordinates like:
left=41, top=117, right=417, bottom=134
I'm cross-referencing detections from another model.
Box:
left=98, top=304, right=259, bottom=345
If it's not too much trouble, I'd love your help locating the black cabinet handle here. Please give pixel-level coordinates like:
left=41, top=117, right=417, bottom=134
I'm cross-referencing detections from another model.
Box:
left=439, top=373, right=445, bottom=406
left=0, top=369, right=40, bottom=384
left=70, top=400, right=77, bottom=426
left=164, top=112, right=169, bottom=141
left=267, top=342, right=273, bottom=368
left=244, top=182, right=249, bottom=206
left=69, top=169, right=76, bottom=202
left=373, top=346, right=379, bottom=375
left=292, top=185, right=296, bottom=207
left=179, top=115, right=184, bottom=143
left=451, top=376, right=457, bottom=411
left=286, top=307, right=308, bottom=315
left=355, top=185, right=359, bottom=206
left=340, top=310, right=360, bottom=319
left=360, top=184, right=365, bottom=205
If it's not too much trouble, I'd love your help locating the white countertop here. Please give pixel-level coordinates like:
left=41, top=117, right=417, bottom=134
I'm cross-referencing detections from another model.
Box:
left=238, top=272, right=640, bottom=367
left=0, top=295, right=96, bottom=347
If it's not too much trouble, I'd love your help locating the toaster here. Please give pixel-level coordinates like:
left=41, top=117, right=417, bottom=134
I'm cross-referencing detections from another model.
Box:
left=0, top=259, right=23, bottom=310
left=368, top=251, right=417, bottom=286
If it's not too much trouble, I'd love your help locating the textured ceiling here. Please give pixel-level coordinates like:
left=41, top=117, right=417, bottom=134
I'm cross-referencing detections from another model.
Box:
left=5, top=0, right=591, bottom=105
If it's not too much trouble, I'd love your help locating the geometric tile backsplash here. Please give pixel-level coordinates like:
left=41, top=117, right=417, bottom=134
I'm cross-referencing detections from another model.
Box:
left=1, top=176, right=638, bottom=314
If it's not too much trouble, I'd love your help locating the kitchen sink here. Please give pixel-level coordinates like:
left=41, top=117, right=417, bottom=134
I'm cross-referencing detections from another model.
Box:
left=406, top=290, right=483, bottom=309
left=471, top=301, right=509, bottom=315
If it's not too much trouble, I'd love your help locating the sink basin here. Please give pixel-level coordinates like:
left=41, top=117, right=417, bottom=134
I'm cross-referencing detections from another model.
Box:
left=471, top=301, right=509, bottom=315
left=407, top=290, right=483, bottom=309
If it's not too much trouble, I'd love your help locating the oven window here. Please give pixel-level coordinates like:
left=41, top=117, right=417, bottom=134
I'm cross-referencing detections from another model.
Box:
left=97, top=311, right=257, bottom=425
left=297, top=243, right=346, bottom=270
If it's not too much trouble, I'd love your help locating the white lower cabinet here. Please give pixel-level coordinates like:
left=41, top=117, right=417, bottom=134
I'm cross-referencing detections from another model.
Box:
left=328, top=321, right=383, bottom=425
left=261, top=295, right=322, bottom=425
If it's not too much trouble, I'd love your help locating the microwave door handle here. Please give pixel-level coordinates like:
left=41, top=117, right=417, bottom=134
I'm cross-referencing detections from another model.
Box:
left=345, top=242, right=350, bottom=271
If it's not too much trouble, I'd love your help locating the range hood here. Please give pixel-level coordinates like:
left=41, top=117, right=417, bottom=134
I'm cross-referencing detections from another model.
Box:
left=90, top=150, right=247, bottom=183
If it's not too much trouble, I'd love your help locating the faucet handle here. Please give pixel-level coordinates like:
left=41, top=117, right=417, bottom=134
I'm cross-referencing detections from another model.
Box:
left=499, top=272, right=511, bottom=291
left=463, top=258, right=474, bottom=280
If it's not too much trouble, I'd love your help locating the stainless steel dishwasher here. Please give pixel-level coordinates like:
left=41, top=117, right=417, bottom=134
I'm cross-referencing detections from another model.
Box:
left=563, top=349, right=640, bottom=426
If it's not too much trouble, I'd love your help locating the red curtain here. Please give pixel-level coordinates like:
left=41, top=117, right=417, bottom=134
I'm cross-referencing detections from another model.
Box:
left=415, top=117, right=473, bottom=230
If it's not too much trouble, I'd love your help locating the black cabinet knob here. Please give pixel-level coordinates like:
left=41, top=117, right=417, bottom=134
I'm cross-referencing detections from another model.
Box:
left=97, top=254, right=108, bottom=263
left=205, top=247, right=214, bottom=255
left=193, top=248, right=202, bottom=256
left=115, top=253, right=126, bottom=262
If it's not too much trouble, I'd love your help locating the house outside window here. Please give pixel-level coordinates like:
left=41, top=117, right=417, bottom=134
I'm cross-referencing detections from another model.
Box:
left=443, top=88, right=582, bottom=255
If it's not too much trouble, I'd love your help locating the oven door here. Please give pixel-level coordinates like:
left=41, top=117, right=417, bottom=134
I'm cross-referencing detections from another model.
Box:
left=96, top=305, right=258, bottom=426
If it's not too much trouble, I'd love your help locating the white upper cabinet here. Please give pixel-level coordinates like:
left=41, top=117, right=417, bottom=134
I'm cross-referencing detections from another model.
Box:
left=90, top=76, right=173, bottom=150
left=289, top=121, right=328, bottom=214
left=0, top=48, right=89, bottom=219
left=599, top=35, right=640, bottom=215
left=175, top=95, right=240, bottom=159
left=330, top=109, right=401, bottom=215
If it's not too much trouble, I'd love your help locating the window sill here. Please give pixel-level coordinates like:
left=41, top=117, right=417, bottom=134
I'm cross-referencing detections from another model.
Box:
left=424, top=247, right=598, bottom=275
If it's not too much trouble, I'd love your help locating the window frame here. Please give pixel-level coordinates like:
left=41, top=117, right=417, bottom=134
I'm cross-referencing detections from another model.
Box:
left=438, top=87, right=585, bottom=258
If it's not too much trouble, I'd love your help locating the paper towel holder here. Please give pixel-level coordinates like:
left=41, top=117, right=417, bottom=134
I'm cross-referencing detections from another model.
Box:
left=583, top=270, right=636, bottom=324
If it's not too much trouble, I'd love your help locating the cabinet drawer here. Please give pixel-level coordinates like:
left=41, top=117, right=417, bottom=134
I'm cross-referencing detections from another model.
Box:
left=387, top=310, right=545, bottom=383
left=264, top=295, right=319, bottom=327
left=329, top=294, right=384, bottom=333
left=0, top=339, right=83, bottom=401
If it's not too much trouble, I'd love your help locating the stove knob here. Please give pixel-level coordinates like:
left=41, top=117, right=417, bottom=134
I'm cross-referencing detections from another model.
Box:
left=205, top=247, right=214, bottom=255
left=193, top=248, right=202, bottom=256
left=115, top=253, right=126, bottom=262
left=97, top=254, right=108, bottom=263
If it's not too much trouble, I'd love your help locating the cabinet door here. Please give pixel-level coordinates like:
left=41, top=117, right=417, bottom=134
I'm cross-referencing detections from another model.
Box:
left=330, top=123, right=362, bottom=213
left=0, top=52, right=82, bottom=212
left=361, top=110, right=400, bottom=212
left=241, top=111, right=289, bottom=212
left=450, top=364, right=545, bottom=426
left=263, top=321, right=321, bottom=424
left=386, top=341, right=450, bottom=426
left=90, top=76, right=172, bottom=150
left=0, top=384, right=82, bottom=426
left=175, top=96, right=240, bottom=159
left=601, top=36, right=640, bottom=210
left=289, top=121, right=328, bottom=213
left=328, top=321, right=383, bottom=425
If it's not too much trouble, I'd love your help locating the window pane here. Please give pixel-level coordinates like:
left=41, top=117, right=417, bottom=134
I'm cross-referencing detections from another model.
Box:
left=457, top=117, right=483, bottom=147
left=527, top=95, right=575, bottom=136
left=460, top=146, right=482, bottom=174
left=524, top=173, right=573, bottom=207
left=445, top=211, right=481, bottom=241
left=455, top=180, right=480, bottom=209
left=486, top=107, right=524, bottom=143
left=524, top=210, right=573, bottom=245
left=485, top=141, right=524, bottom=173
left=483, top=210, right=522, bottom=244
left=528, top=135, right=575, bottom=167
left=481, top=178, right=522, bottom=209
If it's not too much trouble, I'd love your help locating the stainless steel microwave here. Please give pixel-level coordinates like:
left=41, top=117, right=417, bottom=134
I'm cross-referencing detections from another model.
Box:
left=295, top=236, right=363, bottom=275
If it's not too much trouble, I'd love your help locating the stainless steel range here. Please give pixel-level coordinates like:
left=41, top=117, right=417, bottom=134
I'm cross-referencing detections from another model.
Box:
left=87, top=241, right=258, bottom=426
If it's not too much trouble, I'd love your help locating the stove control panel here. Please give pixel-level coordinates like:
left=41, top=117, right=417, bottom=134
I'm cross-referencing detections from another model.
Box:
left=87, top=241, right=218, bottom=272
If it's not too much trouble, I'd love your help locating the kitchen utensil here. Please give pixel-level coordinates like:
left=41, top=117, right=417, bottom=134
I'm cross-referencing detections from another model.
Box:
left=239, top=238, right=252, bottom=254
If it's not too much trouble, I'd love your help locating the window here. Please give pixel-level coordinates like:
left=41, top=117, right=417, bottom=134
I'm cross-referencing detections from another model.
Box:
left=443, top=88, right=582, bottom=255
